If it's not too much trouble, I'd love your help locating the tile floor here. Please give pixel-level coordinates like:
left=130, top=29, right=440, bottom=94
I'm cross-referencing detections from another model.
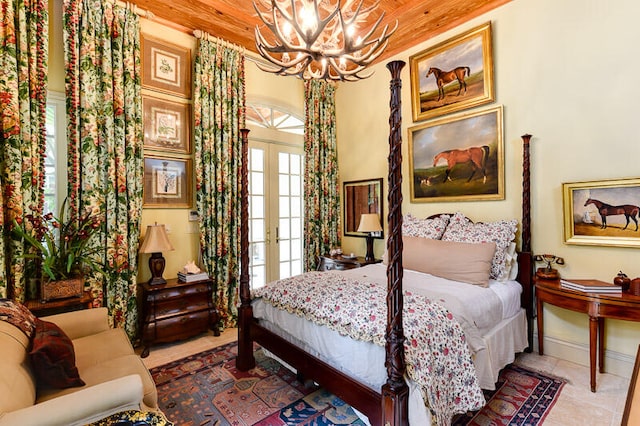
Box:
left=139, top=330, right=630, bottom=426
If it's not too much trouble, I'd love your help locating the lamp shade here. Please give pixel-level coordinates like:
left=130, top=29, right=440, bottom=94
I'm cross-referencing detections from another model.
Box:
left=357, top=213, right=382, bottom=233
left=139, top=223, right=175, bottom=253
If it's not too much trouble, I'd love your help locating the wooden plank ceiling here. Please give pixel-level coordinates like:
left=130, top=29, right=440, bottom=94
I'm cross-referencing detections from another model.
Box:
left=130, top=0, right=511, bottom=63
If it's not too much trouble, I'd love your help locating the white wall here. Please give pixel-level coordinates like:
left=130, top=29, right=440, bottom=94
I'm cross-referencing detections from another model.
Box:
left=336, top=0, right=640, bottom=374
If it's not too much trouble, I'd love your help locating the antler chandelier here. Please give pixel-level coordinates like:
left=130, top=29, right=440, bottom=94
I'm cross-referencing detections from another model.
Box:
left=253, top=0, right=397, bottom=81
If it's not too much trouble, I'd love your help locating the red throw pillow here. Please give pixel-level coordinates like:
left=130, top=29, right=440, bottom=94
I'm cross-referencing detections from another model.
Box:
left=29, top=319, right=85, bottom=389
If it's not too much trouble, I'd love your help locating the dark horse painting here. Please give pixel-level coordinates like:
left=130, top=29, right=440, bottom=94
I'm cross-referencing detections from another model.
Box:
left=426, top=66, right=470, bottom=101
left=432, top=145, right=490, bottom=184
left=584, top=198, right=640, bottom=231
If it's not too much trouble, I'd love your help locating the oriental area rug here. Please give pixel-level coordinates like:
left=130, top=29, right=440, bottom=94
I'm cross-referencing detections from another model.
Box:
left=150, top=342, right=565, bottom=426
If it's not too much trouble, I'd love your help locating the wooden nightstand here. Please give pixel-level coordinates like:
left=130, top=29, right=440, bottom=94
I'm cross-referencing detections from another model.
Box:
left=536, top=278, right=640, bottom=392
left=139, top=277, right=219, bottom=358
left=317, top=254, right=381, bottom=271
left=25, top=291, right=93, bottom=317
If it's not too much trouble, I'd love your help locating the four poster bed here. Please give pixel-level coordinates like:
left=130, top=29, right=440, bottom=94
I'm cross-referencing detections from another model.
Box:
left=237, top=61, right=534, bottom=425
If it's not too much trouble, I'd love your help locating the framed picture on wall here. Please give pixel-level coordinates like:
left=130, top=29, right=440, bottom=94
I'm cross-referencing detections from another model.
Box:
left=563, top=177, right=640, bottom=247
left=408, top=105, right=504, bottom=202
left=142, top=33, right=192, bottom=98
left=409, top=22, right=494, bottom=122
left=143, top=155, right=192, bottom=208
left=343, top=178, right=384, bottom=238
left=143, top=95, right=191, bottom=154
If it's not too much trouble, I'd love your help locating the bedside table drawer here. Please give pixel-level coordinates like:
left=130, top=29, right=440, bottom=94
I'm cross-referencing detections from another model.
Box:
left=152, top=310, right=212, bottom=340
left=319, top=258, right=352, bottom=271
left=317, top=254, right=381, bottom=271
left=147, top=282, right=209, bottom=302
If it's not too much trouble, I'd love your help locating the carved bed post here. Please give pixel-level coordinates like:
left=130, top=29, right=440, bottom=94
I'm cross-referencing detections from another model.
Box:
left=520, top=133, right=534, bottom=351
left=237, top=128, right=255, bottom=370
left=382, top=60, right=409, bottom=426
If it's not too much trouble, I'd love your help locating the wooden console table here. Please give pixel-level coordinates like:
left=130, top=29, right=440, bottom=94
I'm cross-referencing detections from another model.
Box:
left=535, top=278, right=640, bottom=392
left=25, top=291, right=93, bottom=317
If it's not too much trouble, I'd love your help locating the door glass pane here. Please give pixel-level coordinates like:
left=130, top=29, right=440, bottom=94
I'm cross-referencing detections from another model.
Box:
left=291, top=175, right=301, bottom=196
left=291, top=260, right=301, bottom=276
left=279, top=218, right=290, bottom=239
left=279, top=262, right=290, bottom=279
left=291, top=218, right=301, bottom=238
left=251, top=195, right=264, bottom=218
left=279, top=152, right=289, bottom=174
left=252, top=265, right=265, bottom=288
left=290, top=154, right=301, bottom=174
left=251, top=219, right=264, bottom=246
left=279, top=197, right=289, bottom=217
left=280, top=241, right=290, bottom=262
left=279, top=174, right=289, bottom=196
left=251, top=172, right=264, bottom=195
left=291, top=197, right=301, bottom=217
left=251, top=148, right=264, bottom=172
left=291, top=239, right=301, bottom=260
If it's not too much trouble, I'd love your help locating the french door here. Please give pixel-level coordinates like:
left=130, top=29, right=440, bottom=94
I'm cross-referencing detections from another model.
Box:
left=248, top=141, right=304, bottom=289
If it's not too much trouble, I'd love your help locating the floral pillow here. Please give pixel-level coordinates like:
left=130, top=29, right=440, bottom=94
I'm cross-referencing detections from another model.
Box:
left=0, top=299, right=37, bottom=338
left=441, top=212, right=518, bottom=280
left=402, top=213, right=449, bottom=239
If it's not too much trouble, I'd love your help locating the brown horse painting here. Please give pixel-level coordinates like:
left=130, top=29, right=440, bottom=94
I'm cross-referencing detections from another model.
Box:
left=584, top=198, right=640, bottom=231
left=433, top=145, right=490, bottom=183
left=426, top=66, right=471, bottom=101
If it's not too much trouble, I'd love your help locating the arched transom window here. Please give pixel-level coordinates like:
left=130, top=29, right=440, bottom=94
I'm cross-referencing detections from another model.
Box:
left=246, top=103, right=304, bottom=135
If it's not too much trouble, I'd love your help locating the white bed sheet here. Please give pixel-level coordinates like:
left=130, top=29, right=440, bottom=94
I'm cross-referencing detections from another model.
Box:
left=251, top=265, right=528, bottom=425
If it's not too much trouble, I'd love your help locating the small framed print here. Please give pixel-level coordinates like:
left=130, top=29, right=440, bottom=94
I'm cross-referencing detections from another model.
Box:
left=143, top=95, right=191, bottom=153
left=142, top=33, right=191, bottom=98
left=143, top=156, right=192, bottom=208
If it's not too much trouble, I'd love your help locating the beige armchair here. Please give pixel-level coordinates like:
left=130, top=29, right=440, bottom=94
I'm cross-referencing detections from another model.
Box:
left=0, top=307, right=158, bottom=426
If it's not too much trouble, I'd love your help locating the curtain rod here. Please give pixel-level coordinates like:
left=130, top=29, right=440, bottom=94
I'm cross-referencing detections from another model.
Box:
left=193, top=30, right=244, bottom=54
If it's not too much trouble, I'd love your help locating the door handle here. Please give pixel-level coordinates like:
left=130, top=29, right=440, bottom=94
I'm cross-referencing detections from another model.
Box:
left=275, top=226, right=279, bottom=244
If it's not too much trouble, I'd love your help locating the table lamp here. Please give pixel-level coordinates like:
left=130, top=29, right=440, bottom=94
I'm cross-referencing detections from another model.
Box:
left=357, top=213, right=382, bottom=262
left=139, top=223, right=175, bottom=285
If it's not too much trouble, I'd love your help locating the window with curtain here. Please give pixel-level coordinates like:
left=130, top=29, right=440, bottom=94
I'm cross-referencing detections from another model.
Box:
left=44, top=93, right=68, bottom=215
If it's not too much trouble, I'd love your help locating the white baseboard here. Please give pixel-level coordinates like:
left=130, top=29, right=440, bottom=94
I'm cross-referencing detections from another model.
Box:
left=532, top=331, right=636, bottom=379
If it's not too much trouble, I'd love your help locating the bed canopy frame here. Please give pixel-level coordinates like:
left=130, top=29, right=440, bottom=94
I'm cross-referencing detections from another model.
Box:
left=237, top=61, right=533, bottom=425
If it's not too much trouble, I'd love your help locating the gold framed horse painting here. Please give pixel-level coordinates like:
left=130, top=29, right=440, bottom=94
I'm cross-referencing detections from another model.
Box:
left=563, top=178, right=640, bottom=248
left=408, top=105, right=504, bottom=203
left=409, top=22, right=494, bottom=122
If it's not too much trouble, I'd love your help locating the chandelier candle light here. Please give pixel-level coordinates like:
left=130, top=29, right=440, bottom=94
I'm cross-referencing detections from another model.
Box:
left=139, top=223, right=175, bottom=285
left=357, top=213, right=382, bottom=261
left=253, top=0, right=397, bottom=81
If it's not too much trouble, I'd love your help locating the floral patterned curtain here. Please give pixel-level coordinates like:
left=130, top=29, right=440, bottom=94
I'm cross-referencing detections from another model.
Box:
left=63, top=0, right=143, bottom=338
left=303, top=80, right=340, bottom=271
left=193, top=35, right=245, bottom=329
left=0, top=0, right=48, bottom=300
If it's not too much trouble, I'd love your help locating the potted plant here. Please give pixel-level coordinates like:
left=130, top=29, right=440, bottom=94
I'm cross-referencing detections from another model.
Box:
left=13, top=199, right=105, bottom=301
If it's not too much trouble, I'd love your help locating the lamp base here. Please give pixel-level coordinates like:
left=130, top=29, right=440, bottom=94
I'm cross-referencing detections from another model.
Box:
left=148, top=252, right=167, bottom=285
left=365, top=235, right=375, bottom=262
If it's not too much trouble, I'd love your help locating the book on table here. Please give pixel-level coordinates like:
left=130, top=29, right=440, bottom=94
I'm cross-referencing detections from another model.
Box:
left=560, top=279, right=622, bottom=293
left=177, top=272, right=210, bottom=282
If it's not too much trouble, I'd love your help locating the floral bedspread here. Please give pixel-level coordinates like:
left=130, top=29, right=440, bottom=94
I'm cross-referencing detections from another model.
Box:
left=252, top=271, right=485, bottom=425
